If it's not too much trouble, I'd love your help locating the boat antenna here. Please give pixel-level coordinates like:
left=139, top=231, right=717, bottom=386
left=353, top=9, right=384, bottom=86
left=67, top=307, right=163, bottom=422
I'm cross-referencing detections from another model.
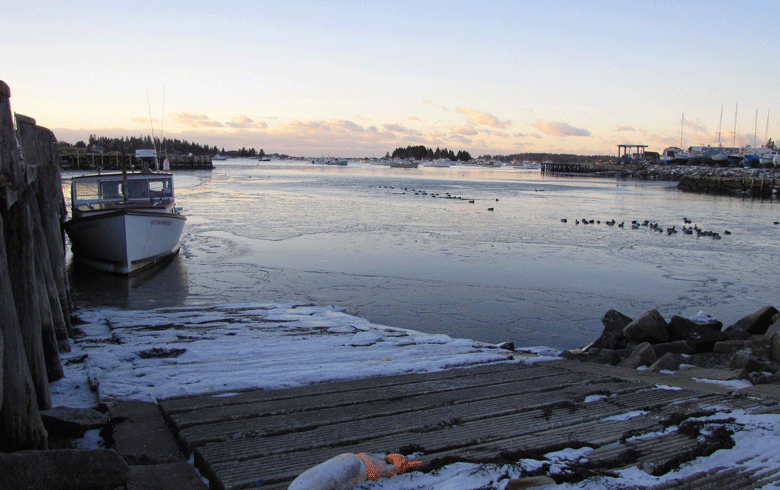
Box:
left=754, top=109, right=758, bottom=148
left=146, top=89, right=158, bottom=170
left=765, top=110, right=770, bottom=147
left=160, top=85, right=167, bottom=160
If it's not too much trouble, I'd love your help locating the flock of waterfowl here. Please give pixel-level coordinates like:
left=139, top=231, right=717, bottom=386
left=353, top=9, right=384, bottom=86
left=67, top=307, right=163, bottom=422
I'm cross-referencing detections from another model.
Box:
left=373, top=184, right=500, bottom=209
left=560, top=216, right=730, bottom=239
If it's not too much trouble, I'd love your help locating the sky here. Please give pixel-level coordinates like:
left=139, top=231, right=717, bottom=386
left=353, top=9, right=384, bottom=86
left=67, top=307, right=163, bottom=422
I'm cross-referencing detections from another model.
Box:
left=4, top=1, right=780, bottom=158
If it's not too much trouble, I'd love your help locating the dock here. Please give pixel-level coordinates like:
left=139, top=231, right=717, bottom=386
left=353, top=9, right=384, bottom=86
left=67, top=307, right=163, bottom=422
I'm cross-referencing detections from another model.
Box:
left=58, top=148, right=214, bottom=171
left=158, top=360, right=780, bottom=490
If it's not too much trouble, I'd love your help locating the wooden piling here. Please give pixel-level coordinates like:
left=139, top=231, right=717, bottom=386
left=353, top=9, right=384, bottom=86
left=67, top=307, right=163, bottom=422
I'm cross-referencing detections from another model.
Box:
left=0, top=80, right=71, bottom=450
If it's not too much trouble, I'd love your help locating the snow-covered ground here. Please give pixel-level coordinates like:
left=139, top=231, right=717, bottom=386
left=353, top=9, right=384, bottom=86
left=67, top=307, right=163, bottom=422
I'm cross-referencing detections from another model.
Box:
left=50, top=303, right=780, bottom=489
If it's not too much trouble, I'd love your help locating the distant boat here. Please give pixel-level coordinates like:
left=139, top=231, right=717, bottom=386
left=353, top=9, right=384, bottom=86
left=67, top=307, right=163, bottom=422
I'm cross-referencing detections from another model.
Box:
left=389, top=159, right=419, bottom=168
left=311, top=157, right=347, bottom=165
left=213, top=153, right=227, bottom=161
left=258, top=156, right=271, bottom=161
left=64, top=150, right=186, bottom=275
left=660, top=147, right=684, bottom=164
left=423, top=159, right=451, bottom=168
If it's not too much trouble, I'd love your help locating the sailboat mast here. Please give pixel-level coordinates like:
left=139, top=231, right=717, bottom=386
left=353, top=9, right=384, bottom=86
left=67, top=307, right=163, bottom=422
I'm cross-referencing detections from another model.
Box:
left=718, top=104, right=723, bottom=147
left=733, top=103, right=738, bottom=147
left=754, top=109, right=758, bottom=148
left=680, top=113, right=684, bottom=148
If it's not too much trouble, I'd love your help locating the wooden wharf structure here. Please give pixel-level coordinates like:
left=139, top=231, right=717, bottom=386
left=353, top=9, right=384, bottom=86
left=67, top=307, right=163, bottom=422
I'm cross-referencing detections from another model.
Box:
left=59, top=148, right=213, bottom=171
left=0, top=80, right=73, bottom=451
left=159, top=360, right=780, bottom=490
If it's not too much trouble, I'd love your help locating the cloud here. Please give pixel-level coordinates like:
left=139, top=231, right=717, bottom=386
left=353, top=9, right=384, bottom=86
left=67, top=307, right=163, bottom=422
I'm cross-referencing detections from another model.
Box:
left=683, top=118, right=707, bottom=133
left=422, top=99, right=448, bottom=112
left=616, top=125, right=635, bottom=132
left=532, top=121, right=591, bottom=137
left=456, top=108, right=511, bottom=129
left=225, top=114, right=268, bottom=130
left=408, top=116, right=420, bottom=121
left=169, top=112, right=224, bottom=128
left=383, top=123, right=421, bottom=136
left=452, top=125, right=478, bottom=136
left=131, top=116, right=158, bottom=124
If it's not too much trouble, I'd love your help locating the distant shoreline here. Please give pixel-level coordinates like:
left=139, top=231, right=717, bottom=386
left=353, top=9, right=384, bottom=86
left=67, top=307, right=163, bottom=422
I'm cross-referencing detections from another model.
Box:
left=544, top=161, right=779, bottom=198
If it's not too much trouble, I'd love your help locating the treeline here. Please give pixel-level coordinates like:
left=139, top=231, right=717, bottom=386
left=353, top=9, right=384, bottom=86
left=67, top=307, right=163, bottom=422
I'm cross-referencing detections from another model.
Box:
left=60, top=135, right=264, bottom=157
left=390, top=145, right=472, bottom=161
left=483, top=152, right=615, bottom=164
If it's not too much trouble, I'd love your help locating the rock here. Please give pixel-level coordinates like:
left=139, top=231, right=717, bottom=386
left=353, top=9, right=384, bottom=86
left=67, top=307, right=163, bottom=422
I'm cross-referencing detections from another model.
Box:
left=40, top=406, right=108, bottom=438
left=618, top=342, right=657, bottom=369
left=498, top=341, right=515, bottom=351
left=506, top=475, right=557, bottom=488
left=559, top=349, right=585, bottom=361
left=587, top=348, right=621, bottom=365
left=649, top=352, right=684, bottom=372
left=0, top=449, right=128, bottom=490
left=729, top=348, right=779, bottom=373
left=725, top=306, right=780, bottom=336
left=127, top=461, right=208, bottom=490
left=724, top=328, right=752, bottom=341
left=108, top=400, right=183, bottom=465
left=713, top=340, right=747, bottom=354
left=623, top=310, right=670, bottom=344
left=652, top=340, right=695, bottom=358
left=773, top=334, right=780, bottom=362
left=668, top=315, right=727, bottom=352
left=679, top=366, right=749, bottom=381
left=592, top=309, right=633, bottom=349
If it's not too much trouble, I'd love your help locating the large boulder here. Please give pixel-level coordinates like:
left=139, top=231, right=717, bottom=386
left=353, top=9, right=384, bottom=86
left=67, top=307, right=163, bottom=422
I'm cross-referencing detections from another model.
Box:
left=0, top=449, right=128, bottom=489
left=591, top=309, right=633, bottom=350
left=668, top=315, right=727, bottom=352
left=623, top=310, right=670, bottom=344
left=725, top=306, right=779, bottom=336
left=617, top=342, right=657, bottom=369
left=649, top=352, right=684, bottom=372
left=40, top=406, right=108, bottom=438
left=652, top=340, right=695, bottom=358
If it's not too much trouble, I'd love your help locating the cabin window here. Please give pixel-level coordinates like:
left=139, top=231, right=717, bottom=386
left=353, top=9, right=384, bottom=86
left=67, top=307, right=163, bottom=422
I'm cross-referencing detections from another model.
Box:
left=73, top=181, right=99, bottom=203
left=148, top=178, right=173, bottom=197
left=100, top=181, right=123, bottom=199
left=126, top=180, right=149, bottom=199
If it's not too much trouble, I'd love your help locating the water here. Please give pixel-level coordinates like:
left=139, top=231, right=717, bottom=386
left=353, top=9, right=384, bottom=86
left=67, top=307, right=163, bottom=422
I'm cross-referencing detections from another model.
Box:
left=63, top=159, right=780, bottom=350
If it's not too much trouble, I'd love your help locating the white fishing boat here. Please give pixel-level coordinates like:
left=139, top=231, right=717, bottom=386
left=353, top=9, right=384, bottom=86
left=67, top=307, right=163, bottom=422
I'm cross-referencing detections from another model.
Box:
left=423, top=159, right=451, bottom=168
left=64, top=150, right=186, bottom=275
left=660, top=147, right=684, bottom=164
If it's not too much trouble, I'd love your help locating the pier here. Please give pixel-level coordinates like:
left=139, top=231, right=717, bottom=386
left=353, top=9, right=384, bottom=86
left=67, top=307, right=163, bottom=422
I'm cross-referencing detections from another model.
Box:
left=160, top=360, right=780, bottom=490
left=59, top=148, right=213, bottom=171
left=0, top=80, right=72, bottom=451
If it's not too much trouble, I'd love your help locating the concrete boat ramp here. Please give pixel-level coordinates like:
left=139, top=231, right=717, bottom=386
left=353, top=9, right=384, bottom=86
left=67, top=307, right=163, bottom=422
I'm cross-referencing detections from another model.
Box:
left=157, top=360, right=780, bottom=490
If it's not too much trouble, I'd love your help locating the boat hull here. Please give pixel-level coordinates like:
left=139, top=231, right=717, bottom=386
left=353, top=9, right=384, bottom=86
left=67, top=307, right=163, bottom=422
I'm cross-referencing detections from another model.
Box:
left=65, top=209, right=186, bottom=275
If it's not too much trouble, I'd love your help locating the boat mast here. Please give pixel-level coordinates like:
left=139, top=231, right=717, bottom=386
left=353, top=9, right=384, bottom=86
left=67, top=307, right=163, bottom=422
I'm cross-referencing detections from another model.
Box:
left=146, top=89, right=158, bottom=170
left=733, top=103, right=738, bottom=147
left=765, top=110, right=770, bottom=147
left=754, top=109, right=758, bottom=148
left=717, top=104, right=723, bottom=147
left=680, top=113, right=684, bottom=148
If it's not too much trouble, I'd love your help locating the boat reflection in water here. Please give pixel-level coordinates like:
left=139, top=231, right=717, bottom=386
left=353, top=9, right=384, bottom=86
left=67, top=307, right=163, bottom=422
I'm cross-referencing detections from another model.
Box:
left=67, top=251, right=189, bottom=310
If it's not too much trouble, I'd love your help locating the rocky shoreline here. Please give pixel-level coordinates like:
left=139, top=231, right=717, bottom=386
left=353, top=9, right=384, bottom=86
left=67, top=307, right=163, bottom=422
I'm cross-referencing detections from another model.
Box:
left=560, top=305, right=780, bottom=388
left=548, top=161, right=780, bottom=198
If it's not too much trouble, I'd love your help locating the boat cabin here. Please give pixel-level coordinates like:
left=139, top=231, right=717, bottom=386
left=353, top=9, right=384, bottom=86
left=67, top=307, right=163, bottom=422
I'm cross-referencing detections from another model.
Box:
left=71, top=173, right=176, bottom=218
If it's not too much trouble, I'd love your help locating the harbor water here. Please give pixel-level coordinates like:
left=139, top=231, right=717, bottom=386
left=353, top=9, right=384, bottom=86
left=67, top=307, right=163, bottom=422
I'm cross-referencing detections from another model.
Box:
left=62, top=159, right=780, bottom=350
